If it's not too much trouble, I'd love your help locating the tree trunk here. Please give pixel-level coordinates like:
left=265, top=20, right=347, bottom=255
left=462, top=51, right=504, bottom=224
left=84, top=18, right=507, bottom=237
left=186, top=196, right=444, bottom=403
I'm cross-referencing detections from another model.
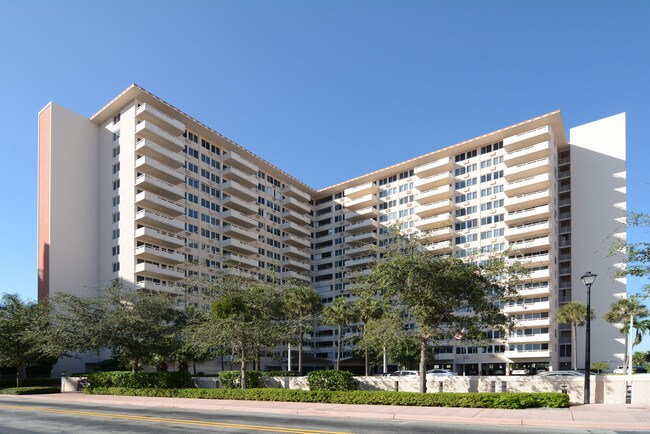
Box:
left=240, top=350, right=247, bottom=389
left=133, top=358, right=139, bottom=373
left=364, top=346, right=369, bottom=376
left=628, top=314, right=635, bottom=376
left=15, top=363, right=24, bottom=388
left=571, top=323, right=577, bottom=370
left=419, top=338, right=428, bottom=393
left=383, top=345, right=388, bottom=374
left=623, top=326, right=629, bottom=375
left=298, top=338, right=303, bottom=375
left=336, top=325, right=342, bottom=370
left=287, top=342, right=292, bottom=372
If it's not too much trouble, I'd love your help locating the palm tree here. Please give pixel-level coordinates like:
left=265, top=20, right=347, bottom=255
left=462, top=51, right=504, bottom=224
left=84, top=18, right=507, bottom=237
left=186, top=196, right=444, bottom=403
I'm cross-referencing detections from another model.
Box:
left=354, top=293, right=384, bottom=376
left=553, top=302, right=594, bottom=370
left=284, top=285, right=322, bottom=374
left=321, top=297, right=357, bottom=370
left=604, top=297, right=649, bottom=374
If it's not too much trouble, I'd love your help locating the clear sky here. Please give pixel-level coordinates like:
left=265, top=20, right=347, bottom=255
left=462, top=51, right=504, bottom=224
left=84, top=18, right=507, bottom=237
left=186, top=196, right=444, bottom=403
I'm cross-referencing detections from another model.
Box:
left=1, top=1, right=649, bottom=344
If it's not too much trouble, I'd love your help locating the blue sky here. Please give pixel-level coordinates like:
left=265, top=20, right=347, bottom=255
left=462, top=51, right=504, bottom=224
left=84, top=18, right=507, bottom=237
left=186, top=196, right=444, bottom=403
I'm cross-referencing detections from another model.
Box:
left=1, top=1, right=649, bottom=344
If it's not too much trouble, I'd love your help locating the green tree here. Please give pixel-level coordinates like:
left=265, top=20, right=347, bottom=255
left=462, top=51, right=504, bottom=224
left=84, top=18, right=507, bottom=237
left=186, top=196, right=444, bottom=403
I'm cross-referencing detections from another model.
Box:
left=604, top=297, right=649, bottom=374
left=591, top=361, right=609, bottom=374
left=388, top=334, right=421, bottom=370
left=284, top=284, right=322, bottom=374
left=321, top=297, right=357, bottom=371
left=632, top=351, right=649, bottom=367
left=367, top=241, right=517, bottom=392
left=553, top=302, right=595, bottom=370
left=192, top=278, right=284, bottom=388
left=51, top=284, right=182, bottom=372
left=357, top=307, right=406, bottom=374
left=0, top=294, right=57, bottom=386
left=352, top=292, right=384, bottom=375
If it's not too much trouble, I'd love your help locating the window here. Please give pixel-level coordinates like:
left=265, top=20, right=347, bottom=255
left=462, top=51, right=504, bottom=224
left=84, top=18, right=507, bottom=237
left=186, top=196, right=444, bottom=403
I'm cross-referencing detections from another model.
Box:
left=379, top=187, right=396, bottom=198
left=112, top=245, right=120, bottom=256
left=112, top=162, right=120, bottom=174
left=112, top=146, right=120, bottom=158
left=112, top=212, right=120, bottom=223
left=112, top=179, right=120, bottom=191
left=185, top=223, right=199, bottom=233
left=186, top=162, right=199, bottom=173
left=455, top=178, right=477, bottom=189
left=455, top=219, right=477, bottom=230
left=186, top=192, right=198, bottom=203
left=186, top=131, right=199, bottom=143
left=399, top=195, right=413, bottom=205
left=112, top=130, right=120, bottom=141
left=399, top=182, right=413, bottom=192
left=113, top=113, right=121, bottom=124
left=112, top=229, right=120, bottom=239
left=112, top=196, right=120, bottom=207
left=186, top=208, right=198, bottom=219
left=186, top=177, right=199, bottom=189
left=112, top=262, right=120, bottom=272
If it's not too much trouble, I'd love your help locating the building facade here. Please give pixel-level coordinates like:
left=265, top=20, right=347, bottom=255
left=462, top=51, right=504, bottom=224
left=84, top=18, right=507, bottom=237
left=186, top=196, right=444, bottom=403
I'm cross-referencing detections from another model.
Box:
left=38, top=84, right=626, bottom=374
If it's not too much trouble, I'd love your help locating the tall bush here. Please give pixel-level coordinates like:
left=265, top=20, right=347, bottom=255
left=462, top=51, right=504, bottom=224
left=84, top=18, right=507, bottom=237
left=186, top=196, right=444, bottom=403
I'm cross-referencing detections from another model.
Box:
left=307, top=370, right=355, bottom=391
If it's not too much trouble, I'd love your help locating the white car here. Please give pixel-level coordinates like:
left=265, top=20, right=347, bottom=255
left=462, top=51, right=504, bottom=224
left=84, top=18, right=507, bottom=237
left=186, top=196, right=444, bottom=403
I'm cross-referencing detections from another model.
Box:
left=536, top=370, right=584, bottom=377
left=426, top=369, right=457, bottom=379
left=613, top=366, right=625, bottom=374
left=389, top=370, right=419, bottom=377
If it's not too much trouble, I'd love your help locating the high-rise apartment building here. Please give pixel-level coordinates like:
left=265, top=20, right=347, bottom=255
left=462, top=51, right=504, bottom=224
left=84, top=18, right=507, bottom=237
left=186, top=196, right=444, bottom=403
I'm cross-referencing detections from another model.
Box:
left=38, top=84, right=626, bottom=374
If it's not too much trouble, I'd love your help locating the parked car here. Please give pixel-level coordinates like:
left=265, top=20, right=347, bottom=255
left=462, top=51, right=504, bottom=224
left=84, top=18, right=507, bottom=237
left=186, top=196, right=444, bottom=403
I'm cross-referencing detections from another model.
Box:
left=536, top=370, right=584, bottom=377
left=613, top=366, right=648, bottom=374
left=510, top=368, right=531, bottom=375
left=426, top=369, right=457, bottom=379
left=389, top=370, right=419, bottom=377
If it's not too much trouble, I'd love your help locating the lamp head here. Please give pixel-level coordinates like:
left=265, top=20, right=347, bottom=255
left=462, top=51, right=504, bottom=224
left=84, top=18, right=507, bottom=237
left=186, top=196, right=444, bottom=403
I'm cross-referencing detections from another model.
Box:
left=581, top=271, right=597, bottom=286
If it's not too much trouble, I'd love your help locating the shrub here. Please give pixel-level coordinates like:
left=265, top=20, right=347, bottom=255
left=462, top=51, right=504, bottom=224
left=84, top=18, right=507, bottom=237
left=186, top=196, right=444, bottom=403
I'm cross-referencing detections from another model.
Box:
left=0, top=386, right=60, bottom=395
left=0, top=378, right=59, bottom=388
left=307, top=370, right=356, bottom=391
left=85, top=387, right=569, bottom=408
left=218, top=370, right=261, bottom=389
left=86, top=371, right=194, bottom=389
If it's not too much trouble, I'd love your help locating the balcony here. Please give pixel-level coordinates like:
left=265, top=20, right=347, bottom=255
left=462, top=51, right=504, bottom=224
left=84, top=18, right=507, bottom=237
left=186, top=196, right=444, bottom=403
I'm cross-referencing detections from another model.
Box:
left=135, top=156, right=184, bottom=185
left=346, top=244, right=373, bottom=258
left=422, top=226, right=454, bottom=241
left=223, top=210, right=257, bottom=229
left=505, top=350, right=551, bottom=359
left=136, top=281, right=179, bottom=294
left=505, top=173, right=551, bottom=197
left=282, top=270, right=310, bottom=283
left=345, top=207, right=377, bottom=223
left=346, top=219, right=379, bottom=234
left=503, top=126, right=551, bottom=152
left=135, top=174, right=184, bottom=201
left=519, top=268, right=551, bottom=283
left=415, top=213, right=453, bottom=231
left=509, top=236, right=550, bottom=254
left=135, top=227, right=184, bottom=249
left=135, top=103, right=185, bottom=135
left=504, top=189, right=550, bottom=212
left=516, top=285, right=551, bottom=297
left=281, top=184, right=310, bottom=202
left=504, top=221, right=550, bottom=241
left=222, top=268, right=252, bottom=279
left=507, top=333, right=550, bottom=345
left=283, top=258, right=310, bottom=272
left=135, top=139, right=184, bottom=169
left=222, top=166, right=257, bottom=188
left=222, top=195, right=257, bottom=215
left=505, top=205, right=551, bottom=227
left=425, top=241, right=453, bottom=254
left=505, top=300, right=550, bottom=314
left=282, top=209, right=310, bottom=226
left=347, top=231, right=378, bottom=244
left=504, top=158, right=549, bottom=182
left=415, top=185, right=453, bottom=204
left=346, top=256, right=376, bottom=269
left=222, top=151, right=258, bottom=174
left=281, top=245, right=310, bottom=260
left=135, top=121, right=185, bottom=152
left=345, top=194, right=377, bottom=210
left=135, top=210, right=184, bottom=233
left=222, top=224, right=258, bottom=242
left=344, top=182, right=379, bottom=199
left=221, top=180, right=257, bottom=202
left=222, top=238, right=257, bottom=256
left=135, top=262, right=184, bottom=281
left=414, top=157, right=454, bottom=178
left=504, top=141, right=551, bottom=167
left=224, top=253, right=257, bottom=269
left=415, top=199, right=454, bottom=218
left=135, top=245, right=184, bottom=265
left=135, top=191, right=184, bottom=217
left=281, top=234, right=310, bottom=249
left=414, top=172, right=453, bottom=191
left=511, top=253, right=551, bottom=268
left=281, top=221, right=310, bottom=238
left=281, top=196, right=311, bottom=214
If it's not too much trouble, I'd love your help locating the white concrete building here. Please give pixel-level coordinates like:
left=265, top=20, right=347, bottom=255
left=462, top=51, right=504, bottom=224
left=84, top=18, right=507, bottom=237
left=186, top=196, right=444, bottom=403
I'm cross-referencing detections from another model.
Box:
left=38, top=84, right=626, bottom=374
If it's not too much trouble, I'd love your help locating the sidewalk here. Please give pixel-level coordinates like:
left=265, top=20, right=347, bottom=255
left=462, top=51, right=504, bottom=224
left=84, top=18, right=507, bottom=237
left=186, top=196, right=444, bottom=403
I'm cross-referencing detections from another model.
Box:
left=6, top=392, right=650, bottom=431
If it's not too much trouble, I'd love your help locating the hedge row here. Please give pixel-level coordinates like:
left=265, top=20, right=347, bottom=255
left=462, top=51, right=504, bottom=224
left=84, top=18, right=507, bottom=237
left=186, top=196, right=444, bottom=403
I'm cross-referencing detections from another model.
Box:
left=307, top=370, right=355, bottom=391
left=86, top=371, right=194, bottom=389
left=85, top=387, right=569, bottom=409
left=0, top=387, right=60, bottom=395
left=0, top=378, right=59, bottom=388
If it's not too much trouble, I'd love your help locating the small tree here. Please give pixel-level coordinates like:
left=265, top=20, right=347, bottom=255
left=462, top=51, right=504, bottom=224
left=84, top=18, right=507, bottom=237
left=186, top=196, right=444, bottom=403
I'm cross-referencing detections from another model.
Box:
left=591, top=361, right=609, bottom=374
left=352, top=291, right=384, bottom=375
left=284, top=284, right=322, bottom=374
left=553, top=302, right=594, bottom=370
left=604, top=297, right=649, bottom=375
left=321, top=297, right=357, bottom=371
left=0, top=294, right=56, bottom=386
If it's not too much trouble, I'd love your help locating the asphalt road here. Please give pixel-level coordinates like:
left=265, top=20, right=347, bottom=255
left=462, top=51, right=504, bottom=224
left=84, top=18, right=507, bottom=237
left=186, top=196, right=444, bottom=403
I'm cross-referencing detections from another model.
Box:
left=0, top=397, right=631, bottom=434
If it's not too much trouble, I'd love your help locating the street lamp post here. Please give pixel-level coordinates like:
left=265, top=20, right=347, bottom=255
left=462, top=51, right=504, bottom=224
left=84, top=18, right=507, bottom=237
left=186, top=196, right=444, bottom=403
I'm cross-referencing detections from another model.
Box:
left=581, top=271, right=597, bottom=404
